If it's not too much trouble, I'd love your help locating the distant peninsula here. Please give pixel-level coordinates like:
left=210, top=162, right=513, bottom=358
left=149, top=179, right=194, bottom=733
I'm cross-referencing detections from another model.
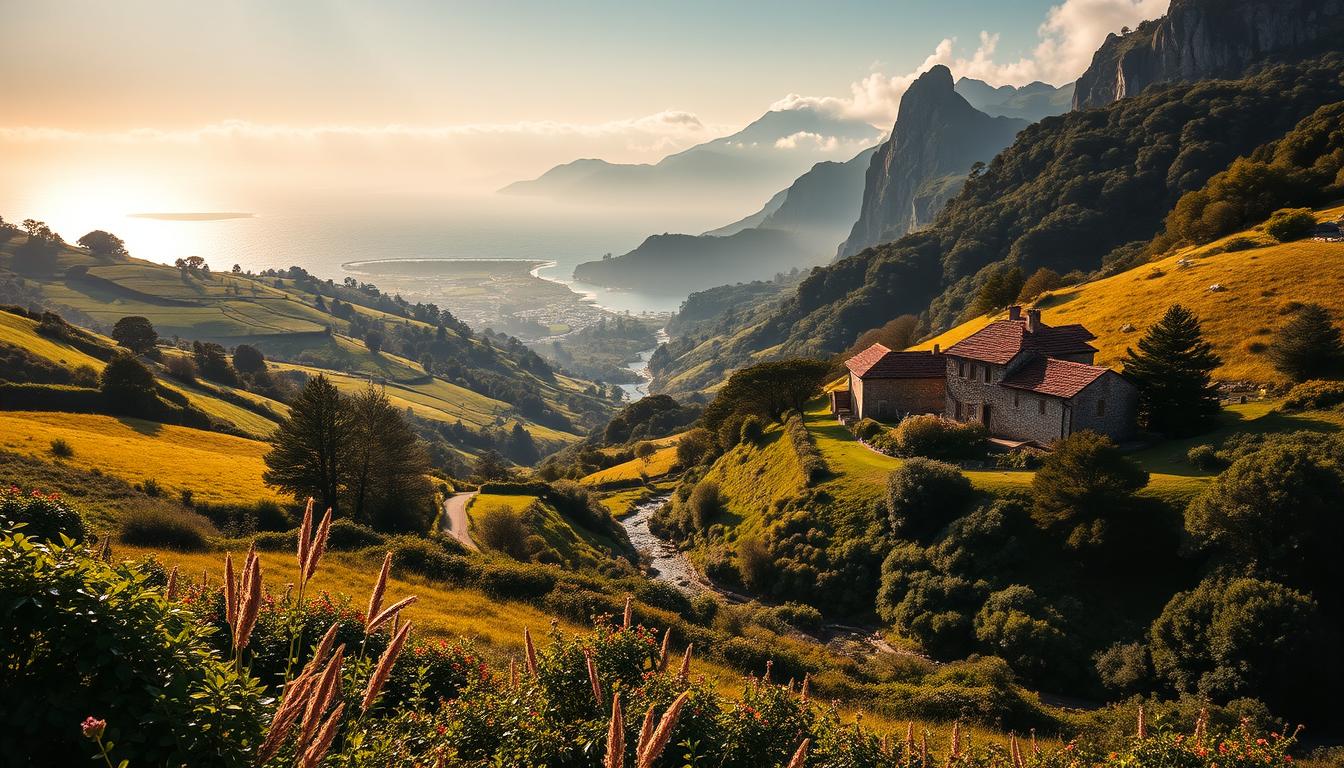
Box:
left=129, top=212, right=254, bottom=221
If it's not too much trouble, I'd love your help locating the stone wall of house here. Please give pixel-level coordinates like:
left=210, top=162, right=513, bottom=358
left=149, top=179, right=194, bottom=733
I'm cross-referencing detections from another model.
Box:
left=986, top=387, right=1070, bottom=445
left=854, top=375, right=945, bottom=421
left=1069, top=374, right=1139, bottom=441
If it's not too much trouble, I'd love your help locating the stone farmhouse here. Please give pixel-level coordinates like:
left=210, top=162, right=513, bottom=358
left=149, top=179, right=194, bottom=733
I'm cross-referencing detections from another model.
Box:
left=833, top=306, right=1138, bottom=446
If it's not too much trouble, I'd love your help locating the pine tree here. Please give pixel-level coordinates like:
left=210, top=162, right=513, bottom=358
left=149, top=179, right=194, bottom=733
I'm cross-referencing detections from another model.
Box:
left=1269, top=303, right=1344, bottom=382
left=1122, top=304, right=1222, bottom=436
left=345, top=384, right=432, bottom=531
left=263, top=375, right=351, bottom=512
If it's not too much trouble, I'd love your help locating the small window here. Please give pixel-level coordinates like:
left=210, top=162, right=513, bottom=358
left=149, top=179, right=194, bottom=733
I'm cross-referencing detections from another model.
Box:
left=968, top=403, right=978, bottom=420
left=1038, top=398, right=1047, bottom=415
left=983, top=367, right=991, bottom=383
left=1013, top=392, right=1020, bottom=409
left=1097, top=399, right=1106, bottom=417
left=957, top=361, right=965, bottom=377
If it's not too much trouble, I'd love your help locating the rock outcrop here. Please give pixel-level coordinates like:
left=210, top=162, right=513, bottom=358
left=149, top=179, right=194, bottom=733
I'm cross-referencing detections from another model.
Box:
left=1074, top=0, right=1344, bottom=110
left=836, top=66, right=1028, bottom=260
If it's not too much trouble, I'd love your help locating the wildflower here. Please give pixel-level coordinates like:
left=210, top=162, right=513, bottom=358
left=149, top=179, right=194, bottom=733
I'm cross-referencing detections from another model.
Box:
left=604, top=694, right=625, bottom=768
left=80, top=717, right=106, bottom=740
left=361, top=621, right=412, bottom=713
left=785, top=738, right=809, bottom=768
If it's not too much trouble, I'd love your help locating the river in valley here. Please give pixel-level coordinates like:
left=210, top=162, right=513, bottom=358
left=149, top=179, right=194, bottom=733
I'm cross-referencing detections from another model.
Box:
left=619, top=494, right=704, bottom=593
left=617, top=327, right=671, bottom=402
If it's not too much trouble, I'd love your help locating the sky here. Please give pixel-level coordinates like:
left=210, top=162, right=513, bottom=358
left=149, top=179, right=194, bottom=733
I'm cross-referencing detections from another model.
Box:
left=0, top=0, right=1169, bottom=213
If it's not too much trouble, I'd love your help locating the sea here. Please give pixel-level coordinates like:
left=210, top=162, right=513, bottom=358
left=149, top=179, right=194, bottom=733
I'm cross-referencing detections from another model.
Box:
left=0, top=191, right=722, bottom=316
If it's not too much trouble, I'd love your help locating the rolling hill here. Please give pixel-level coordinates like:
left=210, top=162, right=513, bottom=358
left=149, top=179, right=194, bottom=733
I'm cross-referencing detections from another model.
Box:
left=911, top=203, right=1344, bottom=384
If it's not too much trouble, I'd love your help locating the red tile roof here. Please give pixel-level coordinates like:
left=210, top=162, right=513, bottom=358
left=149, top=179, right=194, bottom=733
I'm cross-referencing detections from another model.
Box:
left=999, top=357, right=1113, bottom=399
left=944, top=319, right=1096, bottom=364
left=845, top=343, right=946, bottom=379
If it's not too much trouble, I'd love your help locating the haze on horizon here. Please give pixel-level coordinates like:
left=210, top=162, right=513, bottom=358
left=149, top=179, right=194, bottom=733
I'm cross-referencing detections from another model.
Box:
left=1, top=0, right=1167, bottom=229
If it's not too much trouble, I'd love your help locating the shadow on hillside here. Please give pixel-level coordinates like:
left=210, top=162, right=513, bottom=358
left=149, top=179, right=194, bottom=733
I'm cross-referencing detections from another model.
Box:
left=117, top=417, right=163, bottom=437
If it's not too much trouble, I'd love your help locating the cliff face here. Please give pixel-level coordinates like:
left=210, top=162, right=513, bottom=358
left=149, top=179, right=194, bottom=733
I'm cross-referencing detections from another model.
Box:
left=836, top=66, right=1028, bottom=260
left=1074, top=0, right=1344, bottom=109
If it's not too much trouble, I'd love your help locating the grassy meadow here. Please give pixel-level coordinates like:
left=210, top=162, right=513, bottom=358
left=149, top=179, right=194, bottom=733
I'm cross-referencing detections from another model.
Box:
left=913, top=204, right=1344, bottom=384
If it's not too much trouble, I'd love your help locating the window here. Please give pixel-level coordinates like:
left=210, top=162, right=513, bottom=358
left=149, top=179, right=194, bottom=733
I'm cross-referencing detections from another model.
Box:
left=1013, top=392, right=1020, bottom=408
left=957, top=361, right=965, bottom=377
left=1038, top=398, right=1047, bottom=415
left=967, top=403, right=978, bottom=420
left=983, top=366, right=991, bottom=383
left=1096, top=399, right=1106, bottom=417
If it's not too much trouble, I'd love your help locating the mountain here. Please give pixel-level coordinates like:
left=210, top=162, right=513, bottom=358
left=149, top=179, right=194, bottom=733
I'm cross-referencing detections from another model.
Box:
left=836, top=66, right=1030, bottom=260
left=954, top=77, right=1075, bottom=121
left=650, top=51, right=1344, bottom=395
left=571, top=147, right=876, bottom=294
left=1073, top=0, right=1344, bottom=110
left=501, top=106, right=883, bottom=207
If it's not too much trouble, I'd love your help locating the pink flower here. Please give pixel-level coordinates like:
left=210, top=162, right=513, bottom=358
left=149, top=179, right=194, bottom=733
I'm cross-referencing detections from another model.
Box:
left=81, top=717, right=106, bottom=740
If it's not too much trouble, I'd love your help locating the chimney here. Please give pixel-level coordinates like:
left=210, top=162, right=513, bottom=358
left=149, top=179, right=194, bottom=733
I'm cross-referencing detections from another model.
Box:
left=1007, top=305, right=1022, bottom=321
left=932, top=343, right=940, bottom=354
left=1025, top=309, right=1042, bottom=333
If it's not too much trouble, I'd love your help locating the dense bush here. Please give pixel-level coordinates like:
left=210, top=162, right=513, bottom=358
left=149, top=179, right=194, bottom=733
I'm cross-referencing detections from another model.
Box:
left=0, top=531, right=262, bottom=766
left=1263, top=207, right=1317, bottom=242
left=1031, top=431, right=1148, bottom=551
left=475, top=503, right=529, bottom=559
left=783, top=410, right=828, bottom=482
left=118, top=505, right=214, bottom=551
left=688, top=479, right=722, bottom=531
left=0, top=486, right=86, bottom=542
left=891, top=414, right=985, bottom=460
left=885, top=458, right=975, bottom=542
left=1280, top=379, right=1344, bottom=411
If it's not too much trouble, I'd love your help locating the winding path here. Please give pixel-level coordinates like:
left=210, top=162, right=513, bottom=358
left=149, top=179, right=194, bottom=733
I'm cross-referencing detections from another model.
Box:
left=443, top=491, right=478, bottom=551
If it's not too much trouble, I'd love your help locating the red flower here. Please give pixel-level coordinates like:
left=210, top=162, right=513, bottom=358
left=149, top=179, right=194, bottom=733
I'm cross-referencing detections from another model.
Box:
left=81, top=717, right=107, bottom=740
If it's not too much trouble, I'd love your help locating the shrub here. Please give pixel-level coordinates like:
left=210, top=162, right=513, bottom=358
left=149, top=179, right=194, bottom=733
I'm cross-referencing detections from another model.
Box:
left=386, top=536, right=473, bottom=583
left=139, top=477, right=162, bottom=497
left=850, top=417, right=885, bottom=442
left=1031, top=431, right=1148, bottom=550
left=675, top=427, right=717, bottom=468
left=783, top=410, right=827, bottom=482
left=688, top=479, right=721, bottom=530
left=118, top=506, right=213, bottom=551
left=1280, top=378, right=1344, bottom=411
left=164, top=354, right=197, bottom=383
left=1186, top=443, right=1226, bottom=471
left=476, top=560, right=556, bottom=599
left=973, top=585, right=1072, bottom=683
left=0, top=486, right=86, bottom=542
left=885, top=458, right=975, bottom=542
left=1263, top=207, right=1317, bottom=242
left=327, top=518, right=386, bottom=550
left=767, top=601, right=823, bottom=632
left=0, top=531, right=261, bottom=765
left=892, top=414, right=985, bottom=460
left=475, top=503, right=529, bottom=560
left=738, top=415, right=764, bottom=445
left=49, top=438, right=73, bottom=458
left=736, top=534, right=771, bottom=591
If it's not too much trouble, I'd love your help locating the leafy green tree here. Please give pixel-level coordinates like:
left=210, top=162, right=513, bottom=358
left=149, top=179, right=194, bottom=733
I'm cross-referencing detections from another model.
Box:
left=675, top=427, right=717, bottom=469
left=1148, top=577, right=1323, bottom=716
left=1015, top=267, right=1062, bottom=303
left=1268, top=303, right=1344, bottom=382
left=76, top=230, right=129, bottom=260
left=1031, top=431, right=1148, bottom=550
left=506, top=422, right=540, bottom=465
left=263, top=375, right=352, bottom=513
left=701, top=358, right=833, bottom=427
left=475, top=503, right=529, bottom=560
left=470, top=449, right=513, bottom=482
left=364, top=330, right=384, bottom=354
left=973, top=585, right=1072, bottom=682
left=688, top=479, right=721, bottom=531
left=111, top=315, right=158, bottom=354
left=1185, top=441, right=1344, bottom=593
left=231, top=343, right=266, bottom=374
left=345, top=384, right=433, bottom=532
left=99, top=352, right=159, bottom=413
left=968, top=265, right=1024, bottom=317
left=192, top=340, right=239, bottom=386
left=1122, top=305, right=1222, bottom=436
left=885, top=458, right=974, bottom=543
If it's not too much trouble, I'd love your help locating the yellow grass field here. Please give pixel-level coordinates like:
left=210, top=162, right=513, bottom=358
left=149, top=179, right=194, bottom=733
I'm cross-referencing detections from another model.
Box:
left=581, top=443, right=680, bottom=486
left=0, top=412, right=283, bottom=505
left=911, top=204, right=1344, bottom=384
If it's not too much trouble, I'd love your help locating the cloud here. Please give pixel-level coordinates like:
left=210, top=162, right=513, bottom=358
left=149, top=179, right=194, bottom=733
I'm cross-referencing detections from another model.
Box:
left=773, top=131, right=841, bottom=151
left=771, top=0, right=1168, bottom=126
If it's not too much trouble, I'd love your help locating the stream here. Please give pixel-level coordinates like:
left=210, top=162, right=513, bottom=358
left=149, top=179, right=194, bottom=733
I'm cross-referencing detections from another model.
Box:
left=619, top=494, right=704, bottom=594
left=617, top=328, right=670, bottom=402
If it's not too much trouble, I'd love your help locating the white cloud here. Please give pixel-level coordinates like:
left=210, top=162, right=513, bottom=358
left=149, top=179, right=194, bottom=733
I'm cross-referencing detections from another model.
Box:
left=772, top=0, right=1168, bottom=126
left=773, top=131, right=841, bottom=151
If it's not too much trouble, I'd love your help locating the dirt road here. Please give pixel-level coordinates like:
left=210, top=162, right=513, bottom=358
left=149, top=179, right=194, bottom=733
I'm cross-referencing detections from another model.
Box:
left=443, top=491, right=478, bottom=551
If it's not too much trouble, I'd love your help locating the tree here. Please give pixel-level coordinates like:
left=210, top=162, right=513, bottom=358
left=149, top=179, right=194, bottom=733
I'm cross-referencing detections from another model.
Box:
left=231, top=344, right=266, bottom=375
left=687, top=479, right=721, bottom=530
left=969, top=265, right=1024, bottom=317
left=76, top=230, right=128, bottom=261
left=1122, top=304, right=1222, bottom=436
left=344, top=384, right=433, bottom=531
left=192, top=341, right=239, bottom=386
left=1015, top=267, right=1062, bottom=303
left=263, top=375, right=351, bottom=513
left=471, top=450, right=513, bottom=482
left=506, top=423, right=539, bottom=465
left=1148, top=577, right=1323, bottom=716
left=675, top=428, right=717, bottom=469
left=111, top=316, right=158, bottom=354
left=701, top=358, right=833, bottom=427
left=973, top=585, right=1072, bottom=682
left=844, top=315, right=919, bottom=358
left=1264, top=207, right=1317, bottom=242
left=1030, top=431, right=1148, bottom=550
left=364, top=331, right=384, bottom=354
left=885, top=458, right=975, bottom=542
left=1185, top=441, right=1344, bottom=593
left=1269, top=303, right=1344, bottom=382
left=100, top=352, right=159, bottom=413
left=634, top=441, right=657, bottom=464
left=476, top=503, right=529, bottom=560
